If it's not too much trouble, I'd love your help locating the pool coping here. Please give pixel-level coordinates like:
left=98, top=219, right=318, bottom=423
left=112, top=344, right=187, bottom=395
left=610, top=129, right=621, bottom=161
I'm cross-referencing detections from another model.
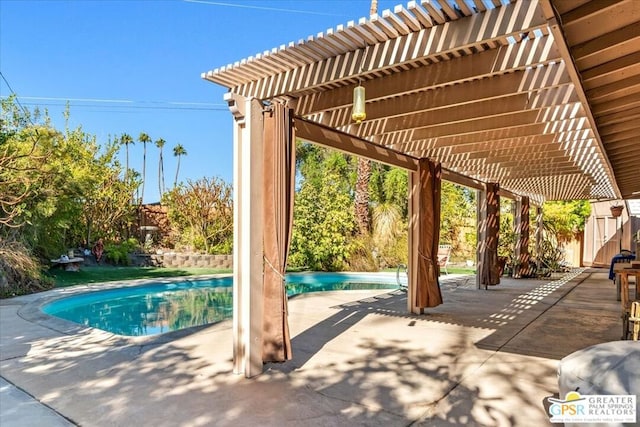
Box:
left=12, top=274, right=235, bottom=347
left=9, top=271, right=443, bottom=348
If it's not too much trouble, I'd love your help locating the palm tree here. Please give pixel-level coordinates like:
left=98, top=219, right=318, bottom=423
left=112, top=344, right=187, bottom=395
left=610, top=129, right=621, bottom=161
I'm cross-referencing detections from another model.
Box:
left=155, top=138, right=166, bottom=198
left=120, top=133, right=134, bottom=179
left=354, top=0, right=378, bottom=235
left=173, top=144, right=187, bottom=187
left=138, top=132, right=151, bottom=203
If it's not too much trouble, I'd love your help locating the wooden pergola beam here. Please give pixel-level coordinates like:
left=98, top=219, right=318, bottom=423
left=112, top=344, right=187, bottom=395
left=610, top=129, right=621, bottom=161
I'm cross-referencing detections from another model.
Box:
left=293, top=116, right=419, bottom=171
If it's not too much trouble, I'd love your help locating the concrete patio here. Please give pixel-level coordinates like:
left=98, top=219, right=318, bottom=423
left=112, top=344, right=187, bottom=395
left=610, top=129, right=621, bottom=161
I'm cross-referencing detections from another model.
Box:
left=0, top=268, right=632, bottom=426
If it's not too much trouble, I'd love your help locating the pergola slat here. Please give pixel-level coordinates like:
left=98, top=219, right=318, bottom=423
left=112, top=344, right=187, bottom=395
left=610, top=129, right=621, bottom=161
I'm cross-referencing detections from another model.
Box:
left=205, top=0, right=639, bottom=207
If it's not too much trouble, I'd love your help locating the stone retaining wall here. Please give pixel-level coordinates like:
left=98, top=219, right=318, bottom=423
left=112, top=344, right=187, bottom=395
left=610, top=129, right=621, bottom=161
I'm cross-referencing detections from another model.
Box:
left=130, top=253, right=232, bottom=269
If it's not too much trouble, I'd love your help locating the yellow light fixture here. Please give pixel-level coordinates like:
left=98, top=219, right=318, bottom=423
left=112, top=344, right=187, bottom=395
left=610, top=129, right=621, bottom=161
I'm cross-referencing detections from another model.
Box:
left=351, top=83, right=366, bottom=124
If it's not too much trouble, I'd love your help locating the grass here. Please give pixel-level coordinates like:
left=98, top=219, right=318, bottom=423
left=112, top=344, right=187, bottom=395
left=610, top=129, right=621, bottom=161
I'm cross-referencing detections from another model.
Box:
left=47, top=266, right=232, bottom=288
left=446, top=266, right=476, bottom=275
left=47, top=265, right=476, bottom=289
left=381, top=265, right=476, bottom=275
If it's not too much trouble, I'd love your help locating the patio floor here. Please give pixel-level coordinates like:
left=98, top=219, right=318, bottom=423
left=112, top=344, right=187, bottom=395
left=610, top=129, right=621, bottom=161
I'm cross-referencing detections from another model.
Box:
left=0, top=268, right=629, bottom=426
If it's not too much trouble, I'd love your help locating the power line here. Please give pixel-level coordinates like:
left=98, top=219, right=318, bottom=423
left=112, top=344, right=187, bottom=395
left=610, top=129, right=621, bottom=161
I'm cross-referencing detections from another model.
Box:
left=17, top=95, right=228, bottom=108
left=183, top=0, right=346, bottom=16
left=0, top=72, right=42, bottom=128
left=0, top=71, right=43, bottom=147
left=0, top=94, right=229, bottom=112
left=14, top=101, right=228, bottom=112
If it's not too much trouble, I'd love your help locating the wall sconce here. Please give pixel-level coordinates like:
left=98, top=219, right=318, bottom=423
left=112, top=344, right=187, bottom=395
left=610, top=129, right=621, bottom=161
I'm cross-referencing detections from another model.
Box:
left=351, top=83, right=366, bottom=124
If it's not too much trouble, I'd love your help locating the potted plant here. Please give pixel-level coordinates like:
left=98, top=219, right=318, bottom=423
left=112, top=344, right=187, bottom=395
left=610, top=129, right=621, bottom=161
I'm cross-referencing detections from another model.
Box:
left=610, top=205, right=624, bottom=218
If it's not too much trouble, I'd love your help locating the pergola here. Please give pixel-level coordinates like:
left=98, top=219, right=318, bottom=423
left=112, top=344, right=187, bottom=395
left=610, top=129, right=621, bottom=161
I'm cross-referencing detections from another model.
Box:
left=202, top=0, right=640, bottom=377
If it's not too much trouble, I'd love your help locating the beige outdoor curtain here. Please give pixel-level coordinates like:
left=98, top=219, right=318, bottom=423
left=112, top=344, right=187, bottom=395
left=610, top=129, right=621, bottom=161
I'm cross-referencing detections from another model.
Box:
left=262, top=103, right=295, bottom=362
left=481, top=182, right=501, bottom=287
left=415, top=158, right=443, bottom=309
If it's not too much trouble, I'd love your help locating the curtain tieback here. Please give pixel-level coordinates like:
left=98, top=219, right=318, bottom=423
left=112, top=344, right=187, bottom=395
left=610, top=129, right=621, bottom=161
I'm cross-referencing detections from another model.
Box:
left=264, top=255, right=285, bottom=280
left=418, top=250, right=433, bottom=263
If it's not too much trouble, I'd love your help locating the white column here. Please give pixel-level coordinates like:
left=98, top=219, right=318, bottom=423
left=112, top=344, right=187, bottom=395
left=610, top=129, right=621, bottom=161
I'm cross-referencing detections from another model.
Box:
left=228, top=94, right=264, bottom=377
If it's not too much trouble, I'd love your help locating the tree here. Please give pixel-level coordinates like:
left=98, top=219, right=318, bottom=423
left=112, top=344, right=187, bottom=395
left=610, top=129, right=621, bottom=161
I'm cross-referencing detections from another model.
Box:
left=369, top=166, right=409, bottom=267
left=1, top=97, right=140, bottom=256
left=138, top=132, right=151, bottom=203
left=173, top=144, right=187, bottom=187
left=439, top=182, right=476, bottom=260
left=289, top=170, right=357, bottom=271
left=542, top=200, right=591, bottom=243
left=155, top=137, right=166, bottom=198
left=352, top=0, right=379, bottom=236
left=119, top=133, right=134, bottom=179
left=355, top=158, right=371, bottom=234
left=0, top=96, right=52, bottom=229
left=163, top=177, right=233, bottom=253
left=79, top=143, right=139, bottom=246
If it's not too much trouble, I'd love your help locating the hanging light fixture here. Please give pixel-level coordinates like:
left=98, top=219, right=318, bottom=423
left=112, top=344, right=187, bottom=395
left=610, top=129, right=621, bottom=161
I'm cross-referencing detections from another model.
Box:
left=352, top=44, right=369, bottom=124
left=351, top=82, right=366, bottom=124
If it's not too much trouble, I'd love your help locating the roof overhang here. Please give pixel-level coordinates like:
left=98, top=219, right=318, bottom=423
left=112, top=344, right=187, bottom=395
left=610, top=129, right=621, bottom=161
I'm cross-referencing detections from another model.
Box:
left=203, top=0, right=640, bottom=202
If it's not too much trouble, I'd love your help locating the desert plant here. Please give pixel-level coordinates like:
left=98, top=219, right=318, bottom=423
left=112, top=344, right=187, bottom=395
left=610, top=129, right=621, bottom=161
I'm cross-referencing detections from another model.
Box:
left=0, top=237, right=52, bottom=298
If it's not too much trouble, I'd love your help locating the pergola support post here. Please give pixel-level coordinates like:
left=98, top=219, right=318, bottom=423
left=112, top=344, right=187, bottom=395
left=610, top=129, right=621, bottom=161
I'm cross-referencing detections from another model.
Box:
left=228, top=94, right=265, bottom=377
left=479, top=183, right=501, bottom=289
left=408, top=171, right=420, bottom=313
left=476, top=188, right=486, bottom=290
left=536, top=205, right=544, bottom=274
left=514, top=197, right=531, bottom=278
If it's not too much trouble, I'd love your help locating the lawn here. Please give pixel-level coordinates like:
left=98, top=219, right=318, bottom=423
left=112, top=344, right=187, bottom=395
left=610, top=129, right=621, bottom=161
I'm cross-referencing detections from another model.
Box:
left=384, top=266, right=476, bottom=274
left=48, top=265, right=476, bottom=288
left=48, top=266, right=232, bottom=288
left=446, top=266, right=477, bottom=275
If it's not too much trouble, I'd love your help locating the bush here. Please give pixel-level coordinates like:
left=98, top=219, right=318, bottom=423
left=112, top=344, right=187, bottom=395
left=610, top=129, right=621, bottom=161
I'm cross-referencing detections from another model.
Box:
left=0, top=238, right=53, bottom=298
left=347, top=235, right=378, bottom=272
left=104, top=238, right=140, bottom=266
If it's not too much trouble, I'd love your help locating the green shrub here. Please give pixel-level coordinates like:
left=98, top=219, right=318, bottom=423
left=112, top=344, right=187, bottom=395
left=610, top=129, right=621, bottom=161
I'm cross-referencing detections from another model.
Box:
left=104, top=238, right=140, bottom=266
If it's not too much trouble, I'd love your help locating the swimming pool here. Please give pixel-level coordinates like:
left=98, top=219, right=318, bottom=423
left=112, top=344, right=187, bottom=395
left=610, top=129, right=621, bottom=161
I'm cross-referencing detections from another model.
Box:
left=42, top=273, right=402, bottom=337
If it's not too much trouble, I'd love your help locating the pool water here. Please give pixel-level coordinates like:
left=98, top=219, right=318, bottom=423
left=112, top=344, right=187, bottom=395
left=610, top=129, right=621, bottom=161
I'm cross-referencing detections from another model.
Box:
left=43, top=273, right=400, bottom=337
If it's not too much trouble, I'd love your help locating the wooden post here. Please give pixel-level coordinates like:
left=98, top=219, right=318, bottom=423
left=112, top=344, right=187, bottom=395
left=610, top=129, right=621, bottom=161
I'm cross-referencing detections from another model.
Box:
left=476, top=188, right=487, bottom=289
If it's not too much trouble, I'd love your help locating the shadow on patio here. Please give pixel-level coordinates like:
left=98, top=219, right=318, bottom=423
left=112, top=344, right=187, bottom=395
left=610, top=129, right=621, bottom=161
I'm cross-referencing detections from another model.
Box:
left=0, top=268, right=623, bottom=426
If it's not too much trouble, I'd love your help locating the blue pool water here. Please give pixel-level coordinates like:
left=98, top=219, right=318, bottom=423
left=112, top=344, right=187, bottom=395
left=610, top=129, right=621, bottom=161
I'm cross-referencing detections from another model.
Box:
left=42, top=273, right=400, bottom=337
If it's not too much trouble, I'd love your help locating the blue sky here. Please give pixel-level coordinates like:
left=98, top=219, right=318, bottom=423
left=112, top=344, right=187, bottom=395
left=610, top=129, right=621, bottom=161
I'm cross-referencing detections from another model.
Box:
left=1, top=0, right=399, bottom=203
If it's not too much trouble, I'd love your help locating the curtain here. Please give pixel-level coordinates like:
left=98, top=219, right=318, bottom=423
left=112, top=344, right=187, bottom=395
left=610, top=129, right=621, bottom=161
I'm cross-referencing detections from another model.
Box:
left=416, top=158, right=444, bottom=309
left=262, top=103, right=295, bottom=362
left=516, top=196, right=531, bottom=277
left=481, top=182, right=501, bottom=287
